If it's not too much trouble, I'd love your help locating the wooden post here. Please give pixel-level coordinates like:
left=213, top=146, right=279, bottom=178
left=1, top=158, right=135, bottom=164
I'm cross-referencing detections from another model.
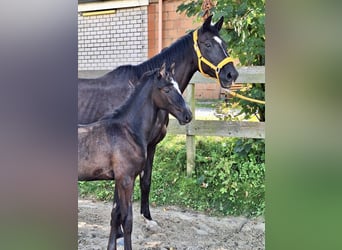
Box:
left=186, top=83, right=196, bottom=176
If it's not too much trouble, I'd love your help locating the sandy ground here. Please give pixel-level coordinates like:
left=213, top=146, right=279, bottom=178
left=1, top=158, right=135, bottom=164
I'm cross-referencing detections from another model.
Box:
left=78, top=198, right=264, bottom=250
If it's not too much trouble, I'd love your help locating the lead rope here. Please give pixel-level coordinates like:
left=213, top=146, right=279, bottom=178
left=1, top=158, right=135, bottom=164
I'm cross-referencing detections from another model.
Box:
left=222, top=88, right=266, bottom=104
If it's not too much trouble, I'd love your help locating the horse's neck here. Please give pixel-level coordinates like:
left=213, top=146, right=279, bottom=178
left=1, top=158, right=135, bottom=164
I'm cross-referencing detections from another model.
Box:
left=138, top=33, right=197, bottom=92
left=174, top=60, right=197, bottom=93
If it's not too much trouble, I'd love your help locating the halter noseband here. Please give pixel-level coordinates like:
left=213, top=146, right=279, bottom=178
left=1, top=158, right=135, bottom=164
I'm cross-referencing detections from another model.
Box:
left=193, top=29, right=234, bottom=81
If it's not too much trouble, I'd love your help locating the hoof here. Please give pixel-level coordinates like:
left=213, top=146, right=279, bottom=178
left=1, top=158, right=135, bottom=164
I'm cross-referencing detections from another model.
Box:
left=116, top=238, right=124, bottom=246
left=141, top=216, right=161, bottom=234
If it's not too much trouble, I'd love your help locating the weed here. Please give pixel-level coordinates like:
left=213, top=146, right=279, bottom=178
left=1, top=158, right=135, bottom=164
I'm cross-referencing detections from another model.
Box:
left=78, top=135, right=265, bottom=216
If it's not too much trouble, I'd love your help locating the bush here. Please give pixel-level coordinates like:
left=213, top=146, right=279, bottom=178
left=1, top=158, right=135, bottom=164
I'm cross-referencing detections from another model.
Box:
left=178, top=0, right=266, bottom=122
left=78, top=134, right=265, bottom=217
left=78, top=180, right=114, bottom=201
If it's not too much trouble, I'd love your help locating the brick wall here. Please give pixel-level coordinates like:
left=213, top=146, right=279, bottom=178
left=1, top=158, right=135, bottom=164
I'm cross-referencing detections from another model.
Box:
left=148, top=0, right=198, bottom=57
left=78, top=6, right=148, bottom=70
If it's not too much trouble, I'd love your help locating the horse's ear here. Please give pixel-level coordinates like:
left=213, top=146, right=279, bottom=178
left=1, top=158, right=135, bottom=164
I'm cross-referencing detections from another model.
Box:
left=214, top=16, right=224, bottom=31
left=202, top=15, right=213, bottom=31
left=159, top=62, right=166, bottom=79
left=170, top=62, right=176, bottom=76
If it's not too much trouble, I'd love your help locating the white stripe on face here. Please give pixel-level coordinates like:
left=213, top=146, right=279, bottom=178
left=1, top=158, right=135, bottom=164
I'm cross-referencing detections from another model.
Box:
left=213, top=36, right=223, bottom=45
left=171, top=78, right=182, bottom=95
left=213, top=36, right=229, bottom=57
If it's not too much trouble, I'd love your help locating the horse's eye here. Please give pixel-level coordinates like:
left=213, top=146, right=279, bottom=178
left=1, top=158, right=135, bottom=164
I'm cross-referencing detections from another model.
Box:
left=163, top=87, right=170, bottom=93
left=205, top=42, right=211, bottom=48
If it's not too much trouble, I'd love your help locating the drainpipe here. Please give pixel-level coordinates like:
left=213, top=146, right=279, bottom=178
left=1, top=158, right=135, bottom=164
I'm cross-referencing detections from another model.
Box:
left=158, top=0, right=163, bottom=52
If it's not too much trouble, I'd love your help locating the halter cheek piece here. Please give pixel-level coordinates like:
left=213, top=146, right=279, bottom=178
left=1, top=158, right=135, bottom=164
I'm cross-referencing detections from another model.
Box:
left=193, top=29, right=265, bottom=104
left=193, top=29, right=234, bottom=81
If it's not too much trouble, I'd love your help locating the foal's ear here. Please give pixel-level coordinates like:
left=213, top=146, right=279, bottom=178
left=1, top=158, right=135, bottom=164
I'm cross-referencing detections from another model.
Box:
left=170, top=62, right=176, bottom=76
left=158, top=62, right=166, bottom=79
left=202, top=15, right=213, bottom=31
left=214, top=16, right=224, bottom=31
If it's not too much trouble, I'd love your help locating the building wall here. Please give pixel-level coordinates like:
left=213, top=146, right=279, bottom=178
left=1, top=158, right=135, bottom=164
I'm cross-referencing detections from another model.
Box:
left=148, top=0, right=198, bottom=57
left=78, top=6, right=148, bottom=70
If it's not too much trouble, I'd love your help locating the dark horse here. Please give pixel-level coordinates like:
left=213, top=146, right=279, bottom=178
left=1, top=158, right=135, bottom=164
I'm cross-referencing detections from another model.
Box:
left=78, top=15, right=238, bottom=246
left=78, top=65, right=192, bottom=250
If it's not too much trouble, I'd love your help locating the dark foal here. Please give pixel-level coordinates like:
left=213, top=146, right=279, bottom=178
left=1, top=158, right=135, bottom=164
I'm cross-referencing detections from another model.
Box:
left=78, top=65, right=192, bottom=250
left=78, top=15, right=238, bottom=225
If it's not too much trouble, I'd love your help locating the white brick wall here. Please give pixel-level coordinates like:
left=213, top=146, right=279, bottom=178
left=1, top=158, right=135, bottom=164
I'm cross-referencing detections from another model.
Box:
left=78, top=6, right=148, bottom=70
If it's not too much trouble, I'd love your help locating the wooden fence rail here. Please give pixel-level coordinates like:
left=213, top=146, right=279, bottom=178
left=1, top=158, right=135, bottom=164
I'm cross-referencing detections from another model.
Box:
left=168, top=120, right=265, bottom=138
left=167, top=66, right=265, bottom=175
left=78, top=66, right=265, bottom=175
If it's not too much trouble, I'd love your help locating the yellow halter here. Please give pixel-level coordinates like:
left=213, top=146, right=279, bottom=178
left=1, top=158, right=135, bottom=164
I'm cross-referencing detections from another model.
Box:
left=193, top=29, right=234, bottom=81
left=193, top=30, right=265, bottom=104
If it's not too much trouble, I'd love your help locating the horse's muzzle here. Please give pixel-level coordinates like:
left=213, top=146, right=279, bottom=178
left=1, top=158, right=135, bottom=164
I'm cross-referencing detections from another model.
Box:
left=219, top=64, right=239, bottom=89
left=179, top=110, right=192, bottom=125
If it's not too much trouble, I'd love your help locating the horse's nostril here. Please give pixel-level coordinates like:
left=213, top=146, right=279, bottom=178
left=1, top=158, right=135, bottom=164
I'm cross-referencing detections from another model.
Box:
left=232, top=70, right=239, bottom=81
left=227, top=72, right=232, bottom=80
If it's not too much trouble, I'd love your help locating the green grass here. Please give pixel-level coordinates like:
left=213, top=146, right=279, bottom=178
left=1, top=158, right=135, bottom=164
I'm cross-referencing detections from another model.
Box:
left=78, top=134, right=265, bottom=217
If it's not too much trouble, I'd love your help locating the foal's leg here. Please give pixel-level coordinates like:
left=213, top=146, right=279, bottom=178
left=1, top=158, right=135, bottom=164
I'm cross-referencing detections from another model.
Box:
left=117, top=176, right=135, bottom=250
left=140, top=125, right=167, bottom=220
left=140, top=143, right=156, bottom=220
left=107, top=185, right=123, bottom=250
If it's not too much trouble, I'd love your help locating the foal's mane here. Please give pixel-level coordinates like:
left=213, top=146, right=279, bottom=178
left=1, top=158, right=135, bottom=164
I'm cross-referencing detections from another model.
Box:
left=82, top=69, right=159, bottom=127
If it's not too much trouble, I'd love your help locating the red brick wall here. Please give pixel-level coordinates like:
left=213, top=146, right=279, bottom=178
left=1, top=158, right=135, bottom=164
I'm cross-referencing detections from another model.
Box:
left=148, top=0, right=197, bottom=57
left=148, top=0, right=222, bottom=99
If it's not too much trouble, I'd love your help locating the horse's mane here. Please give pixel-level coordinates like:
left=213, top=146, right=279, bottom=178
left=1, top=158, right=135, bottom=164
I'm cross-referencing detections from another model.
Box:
left=78, top=32, right=194, bottom=129
left=107, top=32, right=193, bottom=80
left=138, top=32, right=193, bottom=74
